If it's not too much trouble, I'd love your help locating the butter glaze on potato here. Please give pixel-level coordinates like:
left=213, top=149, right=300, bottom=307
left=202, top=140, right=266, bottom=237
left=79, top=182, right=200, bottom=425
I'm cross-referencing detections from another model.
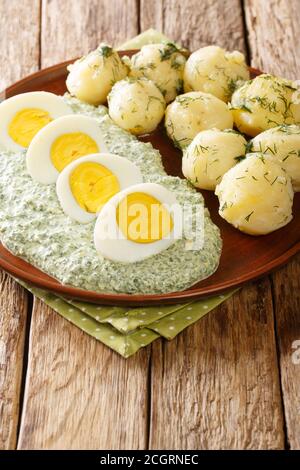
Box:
left=127, top=43, right=186, bottom=103
left=108, top=77, right=166, bottom=135
left=66, top=44, right=128, bottom=105
left=215, top=152, right=294, bottom=235
left=165, top=91, right=233, bottom=149
left=184, top=45, right=249, bottom=102
left=231, top=74, right=300, bottom=137
left=182, top=129, right=247, bottom=191
left=250, top=124, right=300, bottom=191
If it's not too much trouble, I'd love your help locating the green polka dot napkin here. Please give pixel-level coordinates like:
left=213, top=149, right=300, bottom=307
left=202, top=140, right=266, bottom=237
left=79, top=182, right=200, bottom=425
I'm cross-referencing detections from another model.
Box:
left=18, top=281, right=234, bottom=358
left=14, top=30, right=236, bottom=358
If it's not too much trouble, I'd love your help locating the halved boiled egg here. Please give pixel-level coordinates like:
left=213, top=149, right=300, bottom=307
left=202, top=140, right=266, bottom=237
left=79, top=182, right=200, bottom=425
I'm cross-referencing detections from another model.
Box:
left=0, top=91, right=72, bottom=151
left=94, top=183, right=182, bottom=263
left=26, top=114, right=108, bottom=184
left=56, top=153, right=143, bottom=223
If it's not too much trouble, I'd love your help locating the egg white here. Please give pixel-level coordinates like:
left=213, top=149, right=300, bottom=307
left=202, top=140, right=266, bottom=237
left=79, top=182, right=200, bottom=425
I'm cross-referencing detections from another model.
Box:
left=0, top=91, right=73, bottom=151
left=26, top=114, right=108, bottom=184
left=94, top=182, right=182, bottom=263
left=56, top=153, right=143, bottom=224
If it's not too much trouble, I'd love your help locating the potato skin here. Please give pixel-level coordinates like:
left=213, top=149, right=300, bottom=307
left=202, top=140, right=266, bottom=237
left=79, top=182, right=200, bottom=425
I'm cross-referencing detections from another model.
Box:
left=250, top=125, right=300, bottom=191
left=182, top=129, right=247, bottom=190
left=184, top=45, right=249, bottom=102
left=107, top=77, right=166, bottom=135
left=215, top=153, right=294, bottom=235
left=165, top=91, right=233, bottom=149
left=128, top=43, right=186, bottom=103
left=231, top=74, right=300, bottom=137
left=66, top=44, right=128, bottom=105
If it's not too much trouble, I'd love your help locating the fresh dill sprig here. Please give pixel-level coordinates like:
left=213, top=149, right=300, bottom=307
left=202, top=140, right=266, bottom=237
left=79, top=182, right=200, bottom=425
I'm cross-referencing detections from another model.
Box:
left=98, top=44, right=113, bottom=58
left=159, top=42, right=180, bottom=61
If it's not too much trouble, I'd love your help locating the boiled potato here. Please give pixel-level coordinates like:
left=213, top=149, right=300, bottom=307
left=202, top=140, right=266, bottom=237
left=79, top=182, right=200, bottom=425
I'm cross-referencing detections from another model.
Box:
left=66, top=44, right=128, bottom=105
left=250, top=125, right=300, bottom=191
left=231, top=74, right=300, bottom=137
left=127, top=43, right=186, bottom=103
left=182, top=129, right=247, bottom=190
left=215, top=153, right=294, bottom=235
left=184, top=45, right=249, bottom=102
left=165, top=91, right=233, bottom=149
left=107, top=77, right=166, bottom=135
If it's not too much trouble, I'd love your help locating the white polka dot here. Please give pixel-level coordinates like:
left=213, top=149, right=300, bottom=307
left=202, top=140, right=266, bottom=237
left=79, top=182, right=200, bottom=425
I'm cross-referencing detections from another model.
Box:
left=67, top=317, right=71, bottom=321
left=186, top=316, right=192, bottom=320
left=110, top=335, right=116, bottom=340
left=139, top=319, right=145, bottom=323
left=158, top=311, right=163, bottom=315
left=95, top=316, right=100, bottom=320
left=169, top=326, right=175, bottom=330
left=81, top=317, right=87, bottom=321
left=203, top=305, right=208, bottom=309
left=95, top=328, right=100, bottom=332
left=141, top=333, right=147, bottom=337
left=55, top=298, right=60, bottom=303
left=81, top=307, right=86, bottom=312
left=140, top=312, right=147, bottom=316
left=219, top=295, right=225, bottom=299
left=96, top=307, right=102, bottom=310
left=169, top=317, right=175, bottom=320
left=140, top=343, right=145, bottom=347
left=187, top=306, right=193, bottom=310
left=154, top=328, right=159, bottom=332
left=123, top=318, right=129, bottom=322
left=68, top=308, right=75, bottom=313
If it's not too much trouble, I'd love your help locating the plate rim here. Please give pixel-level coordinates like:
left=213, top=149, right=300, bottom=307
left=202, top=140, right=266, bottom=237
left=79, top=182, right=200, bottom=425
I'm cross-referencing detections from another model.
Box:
left=1, top=238, right=300, bottom=305
left=1, top=56, right=299, bottom=306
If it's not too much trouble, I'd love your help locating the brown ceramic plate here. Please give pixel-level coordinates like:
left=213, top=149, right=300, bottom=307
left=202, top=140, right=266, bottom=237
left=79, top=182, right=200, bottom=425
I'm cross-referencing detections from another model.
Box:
left=1, top=50, right=300, bottom=306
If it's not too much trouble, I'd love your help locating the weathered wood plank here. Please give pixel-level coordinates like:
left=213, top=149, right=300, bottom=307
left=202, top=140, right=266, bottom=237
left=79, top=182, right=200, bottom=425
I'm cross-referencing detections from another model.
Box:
left=0, top=273, right=28, bottom=450
left=150, top=282, right=284, bottom=449
left=18, top=300, right=150, bottom=449
left=143, top=0, right=284, bottom=449
left=0, top=0, right=40, bottom=450
left=140, top=0, right=246, bottom=52
left=245, top=0, right=300, bottom=449
left=271, top=257, right=300, bottom=450
left=17, top=0, right=149, bottom=450
left=40, top=0, right=139, bottom=67
left=244, top=0, right=300, bottom=79
left=0, top=0, right=40, bottom=90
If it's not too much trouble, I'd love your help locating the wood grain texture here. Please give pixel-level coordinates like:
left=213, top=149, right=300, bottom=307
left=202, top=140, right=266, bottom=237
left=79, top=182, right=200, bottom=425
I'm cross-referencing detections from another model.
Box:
left=244, top=0, right=300, bottom=79
left=245, top=0, right=300, bottom=449
left=0, top=0, right=39, bottom=450
left=18, top=300, right=150, bottom=449
left=0, top=0, right=40, bottom=90
left=17, top=0, right=149, bottom=450
left=140, top=0, right=246, bottom=52
left=150, top=282, right=284, bottom=449
left=41, top=0, right=139, bottom=67
left=272, top=257, right=300, bottom=450
left=0, top=273, right=28, bottom=450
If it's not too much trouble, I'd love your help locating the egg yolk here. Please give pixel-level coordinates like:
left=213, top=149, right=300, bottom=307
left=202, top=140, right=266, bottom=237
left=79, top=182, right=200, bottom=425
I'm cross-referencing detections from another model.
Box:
left=70, top=162, right=120, bottom=213
left=51, top=132, right=99, bottom=172
left=8, top=108, right=52, bottom=148
left=116, top=192, right=173, bottom=244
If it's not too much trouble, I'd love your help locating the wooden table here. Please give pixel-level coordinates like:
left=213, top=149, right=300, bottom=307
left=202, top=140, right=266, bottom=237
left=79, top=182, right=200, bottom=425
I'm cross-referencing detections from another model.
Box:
left=0, top=0, right=300, bottom=450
